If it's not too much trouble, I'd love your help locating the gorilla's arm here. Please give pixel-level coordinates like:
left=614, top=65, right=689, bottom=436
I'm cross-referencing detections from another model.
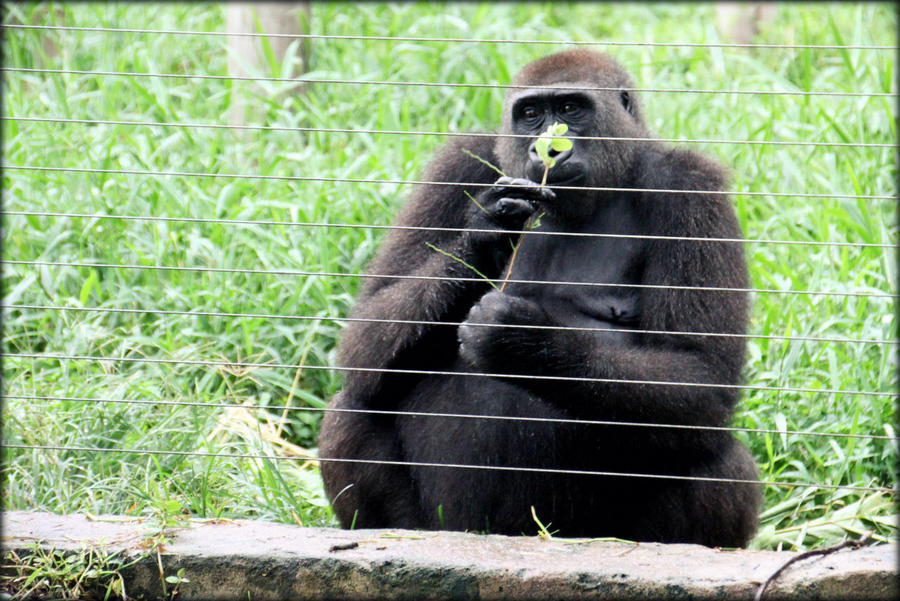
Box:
left=458, top=149, right=750, bottom=428
left=336, top=136, right=542, bottom=408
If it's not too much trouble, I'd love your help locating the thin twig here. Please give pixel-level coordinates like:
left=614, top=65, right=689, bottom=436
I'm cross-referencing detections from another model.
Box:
left=460, top=148, right=505, bottom=177
left=753, top=532, right=874, bottom=601
left=328, top=542, right=359, bottom=553
left=425, top=242, right=499, bottom=290
left=499, top=235, right=524, bottom=293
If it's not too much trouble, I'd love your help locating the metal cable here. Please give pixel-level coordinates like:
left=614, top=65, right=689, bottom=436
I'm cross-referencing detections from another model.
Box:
left=5, top=352, right=894, bottom=398
left=0, top=443, right=892, bottom=494
left=3, top=67, right=895, bottom=98
left=4, top=305, right=895, bottom=346
left=5, top=211, right=896, bottom=250
left=5, top=260, right=896, bottom=299
left=6, top=394, right=897, bottom=442
left=5, top=165, right=896, bottom=201
left=3, top=24, right=897, bottom=51
left=3, top=116, right=893, bottom=149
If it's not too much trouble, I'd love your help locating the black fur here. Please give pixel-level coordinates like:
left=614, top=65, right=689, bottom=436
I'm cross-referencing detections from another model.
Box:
left=318, top=51, right=761, bottom=547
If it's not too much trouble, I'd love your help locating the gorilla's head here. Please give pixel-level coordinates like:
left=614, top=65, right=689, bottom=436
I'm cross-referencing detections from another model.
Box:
left=495, top=51, right=650, bottom=194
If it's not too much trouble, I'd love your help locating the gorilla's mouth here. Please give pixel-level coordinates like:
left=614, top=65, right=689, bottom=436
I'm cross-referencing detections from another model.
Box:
left=546, top=171, right=586, bottom=188
left=527, top=163, right=586, bottom=188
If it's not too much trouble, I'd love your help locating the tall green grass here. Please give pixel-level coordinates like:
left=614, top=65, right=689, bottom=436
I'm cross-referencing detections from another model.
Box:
left=2, top=3, right=896, bottom=549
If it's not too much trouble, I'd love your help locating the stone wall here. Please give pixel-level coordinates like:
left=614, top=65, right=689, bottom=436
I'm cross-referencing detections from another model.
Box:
left=3, top=511, right=896, bottom=600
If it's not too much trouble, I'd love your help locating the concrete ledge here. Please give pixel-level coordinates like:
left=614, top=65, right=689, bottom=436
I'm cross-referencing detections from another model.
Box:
left=2, top=511, right=897, bottom=600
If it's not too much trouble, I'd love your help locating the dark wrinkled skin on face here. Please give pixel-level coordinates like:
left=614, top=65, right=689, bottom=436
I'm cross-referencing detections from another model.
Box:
left=318, top=50, right=760, bottom=548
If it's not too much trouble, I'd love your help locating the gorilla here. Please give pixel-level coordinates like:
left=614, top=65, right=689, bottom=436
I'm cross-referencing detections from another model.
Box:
left=318, top=50, right=760, bottom=547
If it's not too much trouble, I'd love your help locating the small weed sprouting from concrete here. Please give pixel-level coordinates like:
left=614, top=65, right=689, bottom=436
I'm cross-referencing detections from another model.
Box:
left=531, top=506, right=558, bottom=541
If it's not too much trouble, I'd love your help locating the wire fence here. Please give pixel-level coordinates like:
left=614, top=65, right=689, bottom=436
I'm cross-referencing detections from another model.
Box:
left=5, top=394, right=895, bottom=441
left=4, top=66, right=899, bottom=98
left=1, top=116, right=895, bottom=148
left=2, top=13, right=897, bottom=515
left=6, top=351, right=896, bottom=397
left=4, top=304, right=896, bottom=344
left=5, top=260, right=897, bottom=299
left=4, top=210, right=897, bottom=248
left=7, top=164, right=896, bottom=200
left=0, top=443, right=893, bottom=494
left=4, top=24, right=898, bottom=50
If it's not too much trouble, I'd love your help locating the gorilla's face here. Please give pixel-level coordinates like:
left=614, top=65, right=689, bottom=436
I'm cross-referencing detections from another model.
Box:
left=497, top=86, right=648, bottom=195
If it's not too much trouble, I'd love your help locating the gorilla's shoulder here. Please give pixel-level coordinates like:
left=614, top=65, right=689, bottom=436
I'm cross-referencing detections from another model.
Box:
left=635, top=145, right=739, bottom=238
left=644, top=146, right=731, bottom=194
left=421, top=134, right=501, bottom=185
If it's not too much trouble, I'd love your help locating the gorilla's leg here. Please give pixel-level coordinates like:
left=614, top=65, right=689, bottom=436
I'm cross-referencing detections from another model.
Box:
left=319, top=401, right=424, bottom=529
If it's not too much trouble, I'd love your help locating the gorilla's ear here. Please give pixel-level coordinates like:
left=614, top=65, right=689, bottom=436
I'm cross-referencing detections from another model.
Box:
left=620, top=91, right=635, bottom=117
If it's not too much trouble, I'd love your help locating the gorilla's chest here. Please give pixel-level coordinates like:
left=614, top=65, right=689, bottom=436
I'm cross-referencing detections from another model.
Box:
left=503, top=211, right=645, bottom=331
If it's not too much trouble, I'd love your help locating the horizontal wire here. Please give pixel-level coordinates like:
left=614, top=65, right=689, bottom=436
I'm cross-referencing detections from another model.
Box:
left=1, top=443, right=892, bottom=494
left=4, top=24, right=897, bottom=51
left=3, top=67, right=896, bottom=98
left=5, top=352, right=895, bottom=398
left=6, top=260, right=896, bottom=299
left=5, top=304, right=896, bottom=346
left=5, top=165, right=896, bottom=201
left=5, top=211, right=897, bottom=250
left=3, top=116, right=893, bottom=149
left=6, top=394, right=897, bottom=442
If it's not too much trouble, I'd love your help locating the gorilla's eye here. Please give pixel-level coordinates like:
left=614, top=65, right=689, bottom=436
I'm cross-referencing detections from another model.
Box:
left=620, top=91, right=633, bottom=115
left=522, top=106, right=540, bottom=121
left=561, top=102, right=579, bottom=114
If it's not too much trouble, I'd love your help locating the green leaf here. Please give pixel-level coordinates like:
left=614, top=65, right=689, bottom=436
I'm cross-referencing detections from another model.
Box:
left=527, top=212, right=545, bottom=230
left=534, top=137, right=550, bottom=161
left=79, top=270, right=99, bottom=306
left=551, top=137, right=573, bottom=152
left=535, top=122, right=571, bottom=170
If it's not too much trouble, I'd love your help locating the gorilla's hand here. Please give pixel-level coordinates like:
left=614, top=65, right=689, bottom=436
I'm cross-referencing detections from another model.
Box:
left=463, top=177, right=554, bottom=277
left=458, top=290, right=553, bottom=373
left=474, top=177, right=555, bottom=231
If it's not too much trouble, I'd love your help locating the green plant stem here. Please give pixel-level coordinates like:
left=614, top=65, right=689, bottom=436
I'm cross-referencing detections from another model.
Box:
left=499, top=235, right=524, bottom=293
left=426, top=242, right=499, bottom=291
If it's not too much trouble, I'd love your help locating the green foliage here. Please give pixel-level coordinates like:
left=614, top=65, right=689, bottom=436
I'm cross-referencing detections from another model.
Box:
left=535, top=122, right=573, bottom=185
left=1, top=2, right=896, bottom=551
left=2, top=544, right=139, bottom=601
